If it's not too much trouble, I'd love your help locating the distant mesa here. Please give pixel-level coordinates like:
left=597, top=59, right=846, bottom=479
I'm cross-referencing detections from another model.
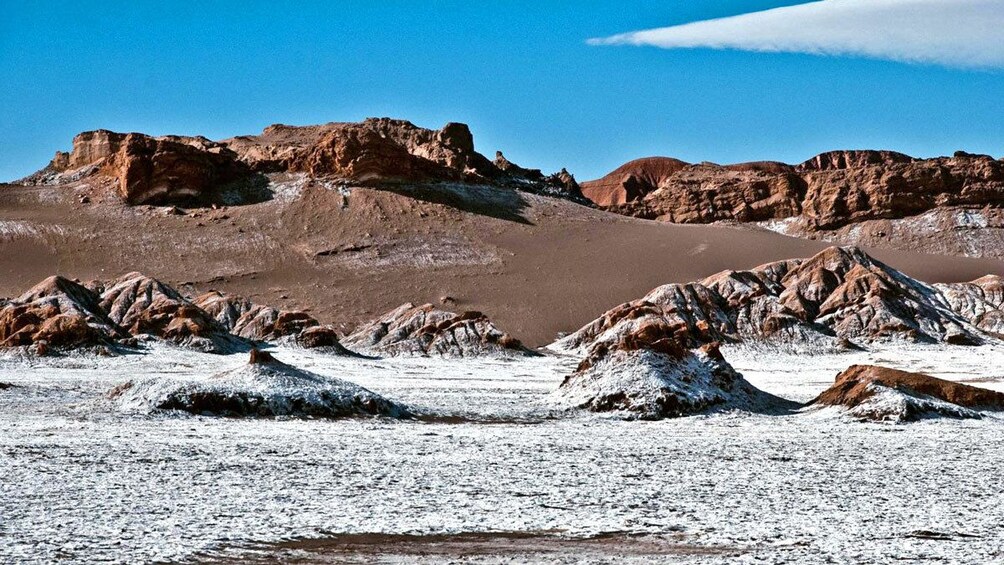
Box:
left=808, top=364, right=1004, bottom=422
left=109, top=349, right=409, bottom=419
left=555, top=320, right=794, bottom=419
left=552, top=245, right=991, bottom=355
left=343, top=302, right=535, bottom=357
left=18, top=118, right=586, bottom=207
left=583, top=149, right=1004, bottom=229
left=582, top=149, right=1004, bottom=259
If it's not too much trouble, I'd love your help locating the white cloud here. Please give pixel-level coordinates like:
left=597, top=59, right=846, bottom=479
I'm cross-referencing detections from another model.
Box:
left=590, top=0, right=1004, bottom=68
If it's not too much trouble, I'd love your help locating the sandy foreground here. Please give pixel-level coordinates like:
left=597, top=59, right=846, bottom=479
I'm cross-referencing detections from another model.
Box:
left=2, top=343, right=1003, bottom=564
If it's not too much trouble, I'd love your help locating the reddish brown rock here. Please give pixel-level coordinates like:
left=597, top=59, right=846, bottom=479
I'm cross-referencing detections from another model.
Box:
left=193, top=291, right=318, bottom=341
left=588, top=149, right=1004, bottom=232
left=810, top=364, right=1004, bottom=421
left=0, top=276, right=124, bottom=349
left=23, top=118, right=586, bottom=206
left=33, top=130, right=253, bottom=205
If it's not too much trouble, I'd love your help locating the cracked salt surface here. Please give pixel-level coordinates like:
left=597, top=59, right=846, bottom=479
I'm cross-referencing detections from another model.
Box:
left=2, top=343, right=1004, bottom=563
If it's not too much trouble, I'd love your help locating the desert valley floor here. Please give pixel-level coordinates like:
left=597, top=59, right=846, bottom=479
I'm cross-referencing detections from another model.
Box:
left=3, top=342, right=1003, bottom=564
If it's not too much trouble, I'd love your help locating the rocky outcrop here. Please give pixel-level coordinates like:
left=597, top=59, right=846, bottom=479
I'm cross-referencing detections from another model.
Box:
left=589, top=150, right=1004, bottom=233
left=109, top=349, right=409, bottom=418
left=0, top=276, right=125, bottom=349
left=555, top=321, right=791, bottom=419
left=553, top=246, right=985, bottom=354
left=0, top=274, right=361, bottom=354
left=295, top=325, right=357, bottom=355
left=343, top=303, right=533, bottom=357
left=100, top=273, right=247, bottom=353
left=20, top=118, right=585, bottom=206
left=27, top=130, right=254, bottom=205
left=192, top=291, right=318, bottom=341
left=935, top=276, right=1004, bottom=336
left=809, top=364, right=1004, bottom=422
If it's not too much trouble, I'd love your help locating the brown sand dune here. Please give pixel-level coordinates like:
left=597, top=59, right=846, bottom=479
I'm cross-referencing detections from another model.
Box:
left=1, top=181, right=1002, bottom=347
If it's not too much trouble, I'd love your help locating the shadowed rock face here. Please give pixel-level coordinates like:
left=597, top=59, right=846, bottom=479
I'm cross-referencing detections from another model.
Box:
left=556, top=322, right=791, bottom=420
left=553, top=246, right=986, bottom=354
left=588, top=150, right=1004, bottom=231
left=810, top=364, right=1004, bottom=422
left=343, top=303, right=533, bottom=357
left=23, top=118, right=584, bottom=205
left=109, top=350, right=409, bottom=419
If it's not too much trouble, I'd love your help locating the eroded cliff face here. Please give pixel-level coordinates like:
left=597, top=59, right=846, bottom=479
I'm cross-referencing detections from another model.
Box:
left=587, top=150, right=1004, bottom=230
left=21, top=118, right=584, bottom=206
left=35, top=130, right=253, bottom=205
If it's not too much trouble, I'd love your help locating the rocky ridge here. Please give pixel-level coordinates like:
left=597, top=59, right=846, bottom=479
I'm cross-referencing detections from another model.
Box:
left=20, top=118, right=585, bottom=205
left=583, top=150, right=1004, bottom=258
left=553, top=246, right=993, bottom=355
left=809, top=364, right=1004, bottom=422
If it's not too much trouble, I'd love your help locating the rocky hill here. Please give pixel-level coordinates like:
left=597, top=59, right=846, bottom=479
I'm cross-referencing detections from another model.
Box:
left=555, top=320, right=792, bottom=419
left=18, top=118, right=585, bottom=206
left=552, top=246, right=1002, bottom=353
left=583, top=150, right=1004, bottom=259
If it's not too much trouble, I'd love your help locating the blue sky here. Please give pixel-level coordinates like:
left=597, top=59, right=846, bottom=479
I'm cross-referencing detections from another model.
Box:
left=2, top=1, right=1002, bottom=182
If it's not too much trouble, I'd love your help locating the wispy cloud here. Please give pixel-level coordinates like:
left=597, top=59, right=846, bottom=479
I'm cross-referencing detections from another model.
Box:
left=590, top=0, right=1004, bottom=68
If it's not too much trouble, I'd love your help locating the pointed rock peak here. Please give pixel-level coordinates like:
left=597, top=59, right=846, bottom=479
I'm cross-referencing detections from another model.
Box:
left=249, top=348, right=276, bottom=365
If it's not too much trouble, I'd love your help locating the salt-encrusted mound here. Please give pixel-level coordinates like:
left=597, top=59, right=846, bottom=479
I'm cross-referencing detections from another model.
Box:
left=343, top=303, right=534, bottom=357
left=553, top=246, right=985, bottom=355
left=556, top=321, right=792, bottom=420
left=109, top=350, right=408, bottom=418
left=809, top=365, right=1004, bottom=422
left=936, top=275, right=1004, bottom=336
left=100, top=273, right=249, bottom=353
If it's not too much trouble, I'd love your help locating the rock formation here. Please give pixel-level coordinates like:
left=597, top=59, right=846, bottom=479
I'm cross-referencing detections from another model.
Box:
left=343, top=303, right=533, bottom=357
left=585, top=151, right=1004, bottom=257
left=809, top=364, right=1004, bottom=422
left=580, top=156, right=690, bottom=206
left=99, top=273, right=246, bottom=353
left=193, top=291, right=318, bottom=341
left=553, top=246, right=986, bottom=354
left=21, top=118, right=585, bottom=206
left=0, top=276, right=125, bottom=349
left=555, top=320, right=791, bottom=419
left=935, top=276, right=1004, bottom=336
left=0, top=273, right=379, bottom=354
left=24, top=130, right=254, bottom=205
left=108, top=349, right=409, bottom=418
left=295, top=325, right=357, bottom=355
